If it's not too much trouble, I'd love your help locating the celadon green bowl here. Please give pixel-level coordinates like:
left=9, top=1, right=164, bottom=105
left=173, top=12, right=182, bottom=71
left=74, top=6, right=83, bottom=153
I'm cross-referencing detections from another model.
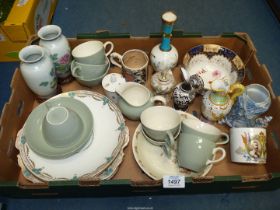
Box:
left=23, top=97, right=93, bottom=159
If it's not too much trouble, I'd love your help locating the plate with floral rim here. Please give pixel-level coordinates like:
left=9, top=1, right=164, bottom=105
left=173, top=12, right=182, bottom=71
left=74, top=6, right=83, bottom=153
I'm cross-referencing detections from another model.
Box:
left=183, top=44, right=245, bottom=90
left=16, top=90, right=129, bottom=182
left=17, top=138, right=128, bottom=183
left=132, top=112, right=214, bottom=180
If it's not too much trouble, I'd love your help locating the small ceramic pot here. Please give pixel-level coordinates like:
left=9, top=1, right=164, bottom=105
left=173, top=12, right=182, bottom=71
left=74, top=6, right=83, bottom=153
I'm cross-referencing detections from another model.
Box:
left=173, top=73, right=204, bottom=111
left=201, top=79, right=244, bottom=121
left=19, top=45, right=57, bottom=99
left=151, top=70, right=176, bottom=94
left=38, top=25, right=72, bottom=83
left=116, top=82, right=167, bottom=120
left=173, top=82, right=196, bottom=111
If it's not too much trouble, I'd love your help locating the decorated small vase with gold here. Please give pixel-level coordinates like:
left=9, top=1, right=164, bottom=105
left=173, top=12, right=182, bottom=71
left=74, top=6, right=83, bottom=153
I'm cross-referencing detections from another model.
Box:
left=201, top=79, right=244, bottom=121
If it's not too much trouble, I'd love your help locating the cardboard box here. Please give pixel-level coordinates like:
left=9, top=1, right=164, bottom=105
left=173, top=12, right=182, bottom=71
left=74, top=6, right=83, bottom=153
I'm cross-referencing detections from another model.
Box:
left=0, top=0, right=57, bottom=61
left=1, top=33, right=280, bottom=198
left=1, top=0, right=57, bottom=41
left=0, top=27, right=26, bottom=61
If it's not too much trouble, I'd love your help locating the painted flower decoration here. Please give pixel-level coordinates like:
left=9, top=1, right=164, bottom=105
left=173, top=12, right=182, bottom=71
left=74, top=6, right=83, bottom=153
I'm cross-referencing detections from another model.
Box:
left=212, top=69, right=221, bottom=78
left=59, top=53, right=70, bottom=65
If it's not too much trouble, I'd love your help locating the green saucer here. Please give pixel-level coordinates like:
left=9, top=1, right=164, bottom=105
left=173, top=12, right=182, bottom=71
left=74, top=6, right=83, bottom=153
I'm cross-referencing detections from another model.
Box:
left=23, top=97, right=93, bottom=159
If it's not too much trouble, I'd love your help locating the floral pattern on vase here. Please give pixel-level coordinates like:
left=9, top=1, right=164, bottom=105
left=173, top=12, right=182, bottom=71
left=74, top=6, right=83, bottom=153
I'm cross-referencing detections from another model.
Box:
left=19, top=45, right=58, bottom=99
left=38, top=25, right=72, bottom=82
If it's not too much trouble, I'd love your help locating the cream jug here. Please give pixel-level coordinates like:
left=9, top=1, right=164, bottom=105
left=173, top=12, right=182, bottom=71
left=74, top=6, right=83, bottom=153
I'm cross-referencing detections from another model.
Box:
left=116, top=82, right=166, bottom=120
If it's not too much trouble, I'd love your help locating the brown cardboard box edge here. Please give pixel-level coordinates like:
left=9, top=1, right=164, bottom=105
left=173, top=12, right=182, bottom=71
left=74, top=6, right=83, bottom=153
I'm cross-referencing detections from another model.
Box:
left=1, top=33, right=280, bottom=191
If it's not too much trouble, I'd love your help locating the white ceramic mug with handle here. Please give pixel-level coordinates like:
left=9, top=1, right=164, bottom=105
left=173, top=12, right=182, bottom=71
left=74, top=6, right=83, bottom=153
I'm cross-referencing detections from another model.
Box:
left=230, top=127, right=266, bottom=164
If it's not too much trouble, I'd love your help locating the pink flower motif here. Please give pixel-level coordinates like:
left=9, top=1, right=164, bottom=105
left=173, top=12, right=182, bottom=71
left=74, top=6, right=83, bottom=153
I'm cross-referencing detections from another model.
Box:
left=212, top=70, right=221, bottom=78
left=59, top=53, right=70, bottom=64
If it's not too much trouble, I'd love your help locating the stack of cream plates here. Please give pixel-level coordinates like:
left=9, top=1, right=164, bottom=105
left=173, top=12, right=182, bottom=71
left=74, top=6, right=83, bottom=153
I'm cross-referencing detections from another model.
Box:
left=16, top=90, right=129, bottom=182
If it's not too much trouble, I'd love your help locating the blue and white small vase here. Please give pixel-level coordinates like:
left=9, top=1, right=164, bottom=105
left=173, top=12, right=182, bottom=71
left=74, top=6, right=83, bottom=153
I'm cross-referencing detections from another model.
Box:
left=173, top=82, right=196, bottom=111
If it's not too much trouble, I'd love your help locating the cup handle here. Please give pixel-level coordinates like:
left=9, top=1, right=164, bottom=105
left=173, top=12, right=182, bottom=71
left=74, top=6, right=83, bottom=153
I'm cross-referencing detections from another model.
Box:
left=104, top=41, right=114, bottom=57
left=72, top=66, right=82, bottom=78
left=216, top=132, right=229, bottom=145
left=163, top=130, right=176, bottom=160
left=110, top=52, right=123, bottom=68
left=150, top=95, right=167, bottom=105
left=206, top=147, right=226, bottom=165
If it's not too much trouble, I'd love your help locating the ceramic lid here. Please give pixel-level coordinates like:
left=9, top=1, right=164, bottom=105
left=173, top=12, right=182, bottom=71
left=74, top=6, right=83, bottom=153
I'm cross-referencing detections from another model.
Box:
left=102, top=73, right=126, bottom=93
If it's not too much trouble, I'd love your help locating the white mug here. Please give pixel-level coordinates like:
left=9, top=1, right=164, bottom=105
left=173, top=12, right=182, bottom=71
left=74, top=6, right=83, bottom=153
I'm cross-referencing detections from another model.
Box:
left=230, top=127, right=266, bottom=164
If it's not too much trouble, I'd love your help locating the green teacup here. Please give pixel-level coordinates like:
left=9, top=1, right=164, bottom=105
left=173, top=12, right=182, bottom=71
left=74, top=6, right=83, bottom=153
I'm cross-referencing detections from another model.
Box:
left=140, top=106, right=181, bottom=158
left=178, top=133, right=226, bottom=172
left=73, top=61, right=110, bottom=87
left=71, top=40, right=114, bottom=65
left=71, top=57, right=109, bottom=79
left=181, top=118, right=229, bottom=145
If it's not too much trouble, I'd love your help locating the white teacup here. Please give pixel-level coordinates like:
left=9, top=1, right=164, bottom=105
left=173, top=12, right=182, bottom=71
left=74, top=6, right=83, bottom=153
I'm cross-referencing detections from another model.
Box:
left=72, top=40, right=114, bottom=65
left=43, top=106, right=83, bottom=147
left=230, top=127, right=267, bottom=164
left=181, top=118, right=229, bottom=145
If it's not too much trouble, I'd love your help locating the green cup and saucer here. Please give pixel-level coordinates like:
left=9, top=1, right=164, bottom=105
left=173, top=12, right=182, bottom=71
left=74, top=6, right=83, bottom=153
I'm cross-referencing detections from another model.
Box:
left=23, top=97, right=93, bottom=159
